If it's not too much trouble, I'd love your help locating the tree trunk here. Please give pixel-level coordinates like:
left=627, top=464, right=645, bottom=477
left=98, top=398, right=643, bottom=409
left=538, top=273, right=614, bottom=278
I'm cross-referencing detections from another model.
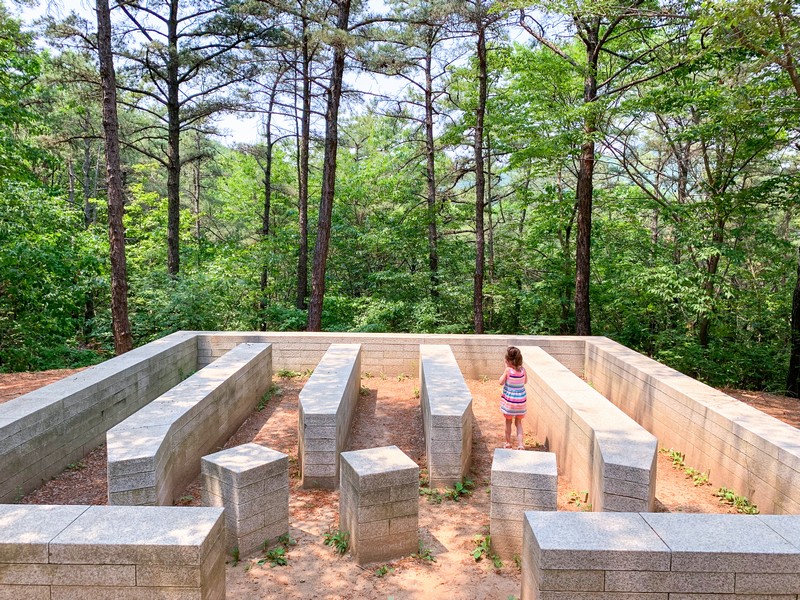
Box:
left=574, top=30, right=598, bottom=336
left=259, top=74, right=280, bottom=330
left=787, top=246, right=800, bottom=398
left=698, top=220, right=723, bottom=348
left=307, top=0, right=350, bottom=331
left=472, top=8, right=487, bottom=335
left=424, top=41, right=439, bottom=301
left=96, top=0, right=133, bottom=355
left=296, top=13, right=311, bottom=311
left=166, top=0, right=181, bottom=276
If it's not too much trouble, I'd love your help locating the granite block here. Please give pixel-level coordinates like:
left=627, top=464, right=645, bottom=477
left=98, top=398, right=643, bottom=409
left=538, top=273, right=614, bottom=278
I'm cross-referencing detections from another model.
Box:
left=525, top=512, right=670, bottom=571
left=0, top=505, right=89, bottom=564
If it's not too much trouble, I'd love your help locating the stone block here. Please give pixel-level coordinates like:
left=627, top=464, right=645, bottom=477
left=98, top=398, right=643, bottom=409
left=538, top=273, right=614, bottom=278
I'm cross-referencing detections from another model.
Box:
left=0, top=505, right=89, bottom=564
left=525, top=512, right=671, bottom=572
left=49, top=506, right=224, bottom=566
left=641, top=513, right=800, bottom=573
left=340, top=446, right=419, bottom=565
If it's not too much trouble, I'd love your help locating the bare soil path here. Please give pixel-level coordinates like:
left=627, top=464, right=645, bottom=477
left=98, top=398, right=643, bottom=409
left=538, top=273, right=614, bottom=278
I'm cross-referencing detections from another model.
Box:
left=5, top=368, right=797, bottom=598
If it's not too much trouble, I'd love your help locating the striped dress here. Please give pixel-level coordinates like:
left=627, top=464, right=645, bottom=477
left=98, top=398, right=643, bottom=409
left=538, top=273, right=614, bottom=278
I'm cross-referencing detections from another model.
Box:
left=500, top=367, right=527, bottom=417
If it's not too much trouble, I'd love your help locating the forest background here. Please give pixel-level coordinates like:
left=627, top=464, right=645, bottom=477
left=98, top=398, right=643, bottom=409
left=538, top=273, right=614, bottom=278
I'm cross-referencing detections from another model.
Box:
left=1, top=0, right=799, bottom=395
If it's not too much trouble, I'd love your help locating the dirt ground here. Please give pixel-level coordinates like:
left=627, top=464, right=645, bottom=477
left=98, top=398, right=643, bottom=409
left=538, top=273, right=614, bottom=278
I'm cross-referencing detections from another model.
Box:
left=3, top=369, right=799, bottom=599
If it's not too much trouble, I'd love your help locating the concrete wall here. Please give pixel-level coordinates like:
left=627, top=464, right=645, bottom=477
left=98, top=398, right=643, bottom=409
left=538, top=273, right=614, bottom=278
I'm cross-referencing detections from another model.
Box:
left=197, top=332, right=586, bottom=379
left=522, top=346, right=657, bottom=512
left=107, top=343, right=273, bottom=505
left=0, top=504, right=225, bottom=599
left=0, top=332, right=198, bottom=503
left=522, top=511, right=800, bottom=599
left=585, top=337, right=800, bottom=515
left=298, top=344, right=361, bottom=489
left=419, top=344, right=473, bottom=488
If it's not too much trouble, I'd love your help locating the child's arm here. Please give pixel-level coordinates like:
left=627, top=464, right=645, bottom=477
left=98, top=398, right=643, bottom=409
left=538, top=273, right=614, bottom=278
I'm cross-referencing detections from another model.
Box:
left=522, top=367, right=528, bottom=384
left=498, top=367, right=509, bottom=385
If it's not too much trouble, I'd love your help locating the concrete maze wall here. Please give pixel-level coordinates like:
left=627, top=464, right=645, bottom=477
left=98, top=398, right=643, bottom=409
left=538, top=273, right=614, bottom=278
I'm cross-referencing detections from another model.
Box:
left=2, top=331, right=800, bottom=597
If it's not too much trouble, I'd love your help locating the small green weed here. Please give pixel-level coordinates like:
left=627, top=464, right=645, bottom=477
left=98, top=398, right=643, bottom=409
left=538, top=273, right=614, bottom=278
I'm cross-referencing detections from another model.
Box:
left=714, top=487, right=759, bottom=514
left=660, top=448, right=710, bottom=486
left=413, top=541, right=436, bottom=562
left=66, top=461, right=86, bottom=471
left=323, top=528, right=349, bottom=555
left=276, top=369, right=301, bottom=378
left=231, top=546, right=240, bottom=567
left=257, top=384, right=281, bottom=411
left=175, top=495, right=195, bottom=506
left=444, top=478, right=474, bottom=502
left=473, top=534, right=502, bottom=568
left=413, top=387, right=420, bottom=399
left=257, top=534, right=296, bottom=568
left=397, top=372, right=409, bottom=381
left=513, top=554, right=521, bottom=569
left=567, top=490, right=591, bottom=511
left=374, top=564, right=395, bottom=577
left=363, top=371, right=373, bottom=378
left=419, top=486, right=443, bottom=504
left=359, top=385, right=370, bottom=397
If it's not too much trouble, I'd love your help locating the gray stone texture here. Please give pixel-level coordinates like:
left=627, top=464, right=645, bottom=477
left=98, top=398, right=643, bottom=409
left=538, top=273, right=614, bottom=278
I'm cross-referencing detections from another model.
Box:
left=419, top=344, right=473, bottom=488
left=0, top=504, right=223, bottom=600
left=201, top=443, right=289, bottom=556
left=107, top=343, right=272, bottom=506
left=339, top=446, right=419, bottom=565
left=298, top=344, right=361, bottom=489
left=584, top=336, right=800, bottom=516
left=490, top=449, right=557, bottom=558
left=520, top=345, right=658, bottom=513
left=522, top=511, right=800, bottom=600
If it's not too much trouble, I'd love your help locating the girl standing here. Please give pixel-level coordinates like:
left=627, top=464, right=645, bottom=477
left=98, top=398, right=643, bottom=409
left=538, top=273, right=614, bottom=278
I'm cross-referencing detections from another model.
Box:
left=499, top=346, right=527, bottom=449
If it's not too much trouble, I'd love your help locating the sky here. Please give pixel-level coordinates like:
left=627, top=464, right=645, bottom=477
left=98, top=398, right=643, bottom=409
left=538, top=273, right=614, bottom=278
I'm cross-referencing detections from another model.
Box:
left=12, top=0, right=401, bottom=146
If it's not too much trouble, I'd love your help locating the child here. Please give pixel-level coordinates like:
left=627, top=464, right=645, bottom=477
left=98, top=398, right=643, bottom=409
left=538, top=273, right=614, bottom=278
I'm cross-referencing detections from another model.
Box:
left=499, top=346, right=527, bottom=450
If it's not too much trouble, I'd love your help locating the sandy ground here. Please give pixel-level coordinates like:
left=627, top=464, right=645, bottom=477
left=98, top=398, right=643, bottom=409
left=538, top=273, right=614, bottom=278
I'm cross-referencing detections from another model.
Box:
left=4, top=369, right=798, bottom=599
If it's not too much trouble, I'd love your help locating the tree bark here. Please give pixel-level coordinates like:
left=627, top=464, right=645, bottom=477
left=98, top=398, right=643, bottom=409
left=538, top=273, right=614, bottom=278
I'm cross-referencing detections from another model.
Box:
left=296, top=12, right=311, bottom=312
left=166, top=0, right=181, bottom=276
left=307, top=0, right=350, bottom=331
left=472, top=5, right=487, bottom=335
left=574, top=27, right=598, bottom=336
left=424, top=40, right=439, bottom=301
left=787, top=246, right=800, bottom=397
left=96, top=0, right=133, bottom=355
left=259, top=72, right=281, bottom=330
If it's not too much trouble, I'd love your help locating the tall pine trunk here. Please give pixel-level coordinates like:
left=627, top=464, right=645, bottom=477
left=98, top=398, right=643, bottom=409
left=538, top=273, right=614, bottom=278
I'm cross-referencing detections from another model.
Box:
left=307, top=0, right=350, bottom=331
left=166, top=0, right=181, bottom=276
left=574, top=28, right=598, bottom=336
left=296, top=13, right=311, bottom=311
left=472, top=9, right=487, bottom=334
left=96, top=0, right=133, bottom=354
left=424, top=42, right=439, bottom=300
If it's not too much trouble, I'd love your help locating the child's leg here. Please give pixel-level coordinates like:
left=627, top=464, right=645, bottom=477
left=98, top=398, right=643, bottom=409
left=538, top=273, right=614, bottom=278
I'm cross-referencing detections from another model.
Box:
left=515, top=417, right=524, bottom=449
left=504, top=417, right=512, bottom=447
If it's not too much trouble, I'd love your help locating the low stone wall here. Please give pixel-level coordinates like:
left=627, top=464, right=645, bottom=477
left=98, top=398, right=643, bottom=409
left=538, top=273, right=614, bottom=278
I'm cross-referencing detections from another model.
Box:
left=202, top=443, right=289, bottom=557
left=522, top=511, right=800, bottom=599
left=585, top=337, right=800, bottom=515
left=339, top=445, right=419, bottom=565
left=197, top=332, right=586, bottom=379
left=521, top=346, right=657, bottom=512
left=107, top=343, right=273, bottom=505
left=298, top=344, right=361, bottom=489
left=419, top=344, right=473, bottom=488
left=0, top=331, right=198, bottom=503
left=490, top=449, right=557, bottom=559
left=0, top=503, right=225, bottom=599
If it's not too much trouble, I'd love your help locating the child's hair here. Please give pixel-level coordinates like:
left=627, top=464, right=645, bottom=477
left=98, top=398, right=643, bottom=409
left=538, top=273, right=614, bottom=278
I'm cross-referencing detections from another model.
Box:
left=505, top=346, right=523, bottom=369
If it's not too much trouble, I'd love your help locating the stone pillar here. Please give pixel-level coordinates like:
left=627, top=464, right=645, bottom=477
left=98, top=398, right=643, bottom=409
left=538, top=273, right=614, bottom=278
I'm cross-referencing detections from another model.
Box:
left=339, top=445, right=419, bottom=565
left=491, top=448, right=557, bottom=559
left=201, top=443, right=289, bottom=556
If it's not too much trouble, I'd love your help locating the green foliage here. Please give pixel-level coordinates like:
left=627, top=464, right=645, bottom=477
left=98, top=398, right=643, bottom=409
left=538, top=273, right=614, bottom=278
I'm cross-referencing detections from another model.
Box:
left=472, top=535, right=503, bottom=568
left=714, top=487, right=760, bottom=514
left=374, top=564, right=395, bottom=577
left=412, top=541, right=436, bottom=563
left=660, top=448, right=711, bottom=486
left=258, top=534, right=296, bottom=567
left=567, top=490, right=592, bottom=511
left=323, top=528, right=349, bottom=555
